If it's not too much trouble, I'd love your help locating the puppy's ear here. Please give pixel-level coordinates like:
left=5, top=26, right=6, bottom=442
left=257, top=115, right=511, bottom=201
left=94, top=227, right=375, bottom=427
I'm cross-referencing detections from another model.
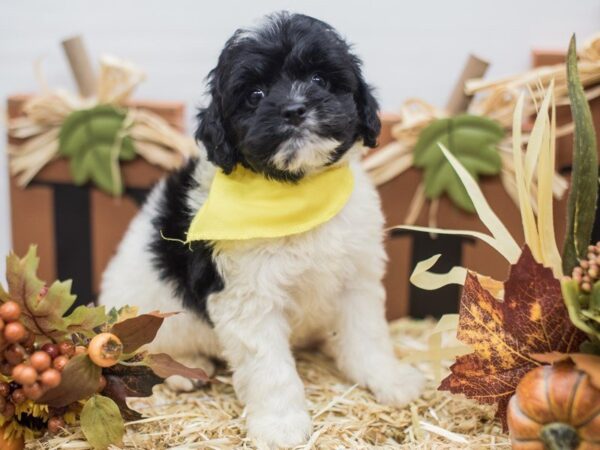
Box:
left=354, top=73, right=381, bottom=148
left=195, top=101, right=238, bottom=173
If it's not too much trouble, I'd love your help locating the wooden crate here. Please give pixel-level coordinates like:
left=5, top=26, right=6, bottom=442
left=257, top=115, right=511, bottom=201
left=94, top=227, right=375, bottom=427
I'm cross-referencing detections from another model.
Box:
left=7, top=94, right=185, bottom=307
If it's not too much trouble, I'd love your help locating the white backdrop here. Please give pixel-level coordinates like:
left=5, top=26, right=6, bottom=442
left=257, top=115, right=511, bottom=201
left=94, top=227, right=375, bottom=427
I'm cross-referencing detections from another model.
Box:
left=1, top=0, right=599, bottom=277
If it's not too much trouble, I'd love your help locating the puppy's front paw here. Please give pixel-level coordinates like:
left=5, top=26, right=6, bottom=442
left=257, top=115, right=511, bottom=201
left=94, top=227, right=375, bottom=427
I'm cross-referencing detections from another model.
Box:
left=247, top=407, right=312, bottom=449
left=369, top=363, right=425, bottom=407
left=165, top=375, right=203, bottom=393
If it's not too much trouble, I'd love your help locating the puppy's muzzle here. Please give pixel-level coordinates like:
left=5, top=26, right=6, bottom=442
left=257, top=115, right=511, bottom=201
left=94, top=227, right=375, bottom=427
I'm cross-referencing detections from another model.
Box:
left=282, top=102, right=307, bottom=126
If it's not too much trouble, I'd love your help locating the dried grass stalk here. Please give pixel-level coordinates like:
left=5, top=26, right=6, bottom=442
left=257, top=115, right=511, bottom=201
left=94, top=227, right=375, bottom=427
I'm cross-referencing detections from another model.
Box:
left=26, top=320, right=508, bottom=449
left=467, top=33, right=600, bottom=127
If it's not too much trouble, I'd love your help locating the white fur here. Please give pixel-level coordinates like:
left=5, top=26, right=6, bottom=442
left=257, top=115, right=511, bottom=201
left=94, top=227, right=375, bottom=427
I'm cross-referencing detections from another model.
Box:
left=271, top=128, right=340, bottom=174
left=99, top=152, right=424, bottom=448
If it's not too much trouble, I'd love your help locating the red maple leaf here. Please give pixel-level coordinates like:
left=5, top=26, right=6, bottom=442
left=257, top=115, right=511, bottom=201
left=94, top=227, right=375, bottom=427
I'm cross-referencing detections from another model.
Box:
left=440, top=246, right=587, bottom=430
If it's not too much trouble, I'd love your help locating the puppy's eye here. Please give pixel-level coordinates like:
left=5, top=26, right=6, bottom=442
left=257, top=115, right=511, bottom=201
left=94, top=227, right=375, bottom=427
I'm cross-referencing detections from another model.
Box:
left=248, top=89, right=265, bottom=106
left=311, top=74, right=327, bottom=88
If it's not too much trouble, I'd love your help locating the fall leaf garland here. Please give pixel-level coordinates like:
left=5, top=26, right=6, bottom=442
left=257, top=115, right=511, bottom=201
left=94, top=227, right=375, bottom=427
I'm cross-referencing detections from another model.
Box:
left=1, top=247, right=106, bottom=342
left=0, top=246, right=209, bottom=449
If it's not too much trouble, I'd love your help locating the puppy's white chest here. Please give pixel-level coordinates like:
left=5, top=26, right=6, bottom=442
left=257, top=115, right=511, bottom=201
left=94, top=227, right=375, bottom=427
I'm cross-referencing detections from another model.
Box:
left=209, top=162, right=385, bottom=347
left=283, top=223, right=357, bottom=345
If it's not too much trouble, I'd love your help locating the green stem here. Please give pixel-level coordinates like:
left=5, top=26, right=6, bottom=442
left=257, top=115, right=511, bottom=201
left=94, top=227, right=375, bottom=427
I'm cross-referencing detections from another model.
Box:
left=540, top=423, right=580, bottom=450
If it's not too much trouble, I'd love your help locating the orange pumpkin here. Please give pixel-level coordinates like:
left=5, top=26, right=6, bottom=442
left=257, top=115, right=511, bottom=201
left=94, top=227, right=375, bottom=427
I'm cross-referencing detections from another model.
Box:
left=508, top=362, right=600, bottom=450
left=0, top=425, right=24, bottom=450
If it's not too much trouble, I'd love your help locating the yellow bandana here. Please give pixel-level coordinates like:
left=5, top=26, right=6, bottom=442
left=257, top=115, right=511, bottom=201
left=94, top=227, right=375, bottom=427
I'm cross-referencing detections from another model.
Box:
left=186, top=164, right=354, bottom=242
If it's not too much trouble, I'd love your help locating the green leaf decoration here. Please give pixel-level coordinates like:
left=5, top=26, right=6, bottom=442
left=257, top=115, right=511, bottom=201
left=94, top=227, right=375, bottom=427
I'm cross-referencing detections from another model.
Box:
left=562, top=280, right=597, bottom=336
left=413, top=114, right=504, bottom=212
left=0, top=245, right=107, bottom=341
left=107, top=305, right=139, bottom=325
left=561, top=279, right=600, bottom=353
left=38, top=354, right=102, bottom=407
left=59, top=105, right=136, bottom=196
left=562, top=35, right=599, bottom=274
left=80, top=395, right=125, bottom=449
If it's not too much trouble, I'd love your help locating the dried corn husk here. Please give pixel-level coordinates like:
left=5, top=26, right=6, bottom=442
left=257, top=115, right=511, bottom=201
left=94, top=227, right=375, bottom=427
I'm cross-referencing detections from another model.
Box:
left=8, top=55, right=198, bottom=188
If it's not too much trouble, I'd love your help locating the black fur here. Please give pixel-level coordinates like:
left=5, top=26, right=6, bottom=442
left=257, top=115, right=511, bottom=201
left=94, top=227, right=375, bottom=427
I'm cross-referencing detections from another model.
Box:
left=195, top=12, right=380, bottom=181
left=149, top=159, right=224, bottom=321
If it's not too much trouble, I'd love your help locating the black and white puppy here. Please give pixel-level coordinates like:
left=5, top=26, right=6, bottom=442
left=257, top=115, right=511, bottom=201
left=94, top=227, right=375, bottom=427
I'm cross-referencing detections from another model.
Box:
left=100, top=12, right=424, bottom=448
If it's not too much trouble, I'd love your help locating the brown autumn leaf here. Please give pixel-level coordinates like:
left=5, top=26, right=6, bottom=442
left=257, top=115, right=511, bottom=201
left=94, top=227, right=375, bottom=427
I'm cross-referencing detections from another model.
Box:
left=38, top=354, right=102, bottom=407
left=110, top=311, right=177, bottom=354
left=145, top=353, right=209, bottom=381
left=0, top=246, right=106, bottom=341
left=440, top=246, right=587, bottom=430
left=532, top=352, right=600, bottom=390
left=101, top=362, right=164, bottom=420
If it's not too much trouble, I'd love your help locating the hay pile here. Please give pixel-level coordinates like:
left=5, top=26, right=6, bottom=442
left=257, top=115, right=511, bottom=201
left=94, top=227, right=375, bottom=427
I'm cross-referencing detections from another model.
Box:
left=27, top=320, right=509, bottom=449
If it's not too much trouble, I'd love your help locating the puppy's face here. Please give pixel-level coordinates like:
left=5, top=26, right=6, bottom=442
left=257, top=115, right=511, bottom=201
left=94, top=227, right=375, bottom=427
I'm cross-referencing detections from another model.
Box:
left=196, top=13, right=380, bottom=181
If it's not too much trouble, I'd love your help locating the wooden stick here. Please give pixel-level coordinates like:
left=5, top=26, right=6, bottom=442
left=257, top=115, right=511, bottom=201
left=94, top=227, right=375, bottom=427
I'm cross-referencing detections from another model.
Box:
left=445, top=54, right=489, bottom=115
left=61, top=35, right=97, bottom=97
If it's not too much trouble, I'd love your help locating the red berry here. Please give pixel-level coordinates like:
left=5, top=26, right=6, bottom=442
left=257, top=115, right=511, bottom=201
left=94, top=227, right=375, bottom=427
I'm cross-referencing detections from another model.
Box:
left=0, top=363, right=12, bottom=377
left=0, top=301, right=21, bottom=322
left=4, top=322, right=26, bottom=343
left=40, top=369, right=61, bottom=388
left=11, top=388, right=26, bottom=404
left=30, top=351, right=52, bottom=372
left=4, top=344, right=26, bottom=365
left=53, top=355, right=69, bottom=372
left=48, top=416, right=65, bottom=434
left=23, top=382, right=43, bottom=400
left=0, top=396, right=5, bottom=412
left=0, top=382, right=9, bottom=397
left=0, top=318, right=4, bottom=332
left=58, top=341, right=75, bottom=357
left=41, top=343, right=60, bottom=359
left=3, top=402, right=14, bottom=418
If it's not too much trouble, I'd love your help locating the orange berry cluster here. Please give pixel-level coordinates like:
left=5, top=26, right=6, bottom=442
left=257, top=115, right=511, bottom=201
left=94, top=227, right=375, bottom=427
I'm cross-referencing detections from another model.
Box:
left=0, top=300, right=88, bottom=434
left=0, top=299, right=113, bottom=437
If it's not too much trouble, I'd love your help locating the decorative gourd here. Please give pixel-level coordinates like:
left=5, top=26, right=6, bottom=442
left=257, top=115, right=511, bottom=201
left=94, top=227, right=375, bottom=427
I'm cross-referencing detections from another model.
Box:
left=0, top=425, right=24, bottom=450
left=508, top=362, right=600, bottom=450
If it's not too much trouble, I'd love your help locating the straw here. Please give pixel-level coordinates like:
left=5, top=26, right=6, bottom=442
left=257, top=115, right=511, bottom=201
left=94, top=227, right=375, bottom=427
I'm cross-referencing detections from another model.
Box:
left=27, top=320, right=509, bottom=449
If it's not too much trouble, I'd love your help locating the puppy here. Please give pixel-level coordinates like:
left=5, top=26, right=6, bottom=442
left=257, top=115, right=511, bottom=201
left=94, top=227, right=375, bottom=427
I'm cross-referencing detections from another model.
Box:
left=100, top=12, right=424, bottom=448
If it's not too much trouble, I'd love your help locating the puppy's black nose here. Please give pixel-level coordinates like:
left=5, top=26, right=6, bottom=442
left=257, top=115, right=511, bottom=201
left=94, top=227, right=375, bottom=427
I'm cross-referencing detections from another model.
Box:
left=282, top=103, right=306, bottom=125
